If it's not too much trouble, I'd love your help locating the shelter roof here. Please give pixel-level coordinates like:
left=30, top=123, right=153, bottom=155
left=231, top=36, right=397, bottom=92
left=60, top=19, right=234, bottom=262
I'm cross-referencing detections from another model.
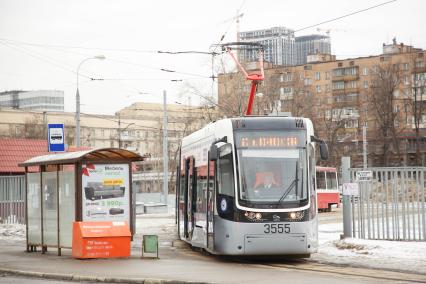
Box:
left=19, top=148, right=144, bottom=167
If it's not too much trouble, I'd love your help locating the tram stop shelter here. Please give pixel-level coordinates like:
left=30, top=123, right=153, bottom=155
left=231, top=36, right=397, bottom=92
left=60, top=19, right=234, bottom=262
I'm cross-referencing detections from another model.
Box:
left=18, top=148, right=144, bottom=255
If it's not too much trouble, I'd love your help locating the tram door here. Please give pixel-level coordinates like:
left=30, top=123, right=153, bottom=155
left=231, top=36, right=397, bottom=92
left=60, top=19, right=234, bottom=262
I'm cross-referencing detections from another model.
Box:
left=206, top=160, right=215, bottom=250
left=184, top=157, right=196, bottom=239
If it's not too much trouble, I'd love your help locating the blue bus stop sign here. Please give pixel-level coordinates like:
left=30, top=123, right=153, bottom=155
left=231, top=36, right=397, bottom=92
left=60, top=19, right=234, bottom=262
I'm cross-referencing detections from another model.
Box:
left=48, top=124, right=65, bottom=152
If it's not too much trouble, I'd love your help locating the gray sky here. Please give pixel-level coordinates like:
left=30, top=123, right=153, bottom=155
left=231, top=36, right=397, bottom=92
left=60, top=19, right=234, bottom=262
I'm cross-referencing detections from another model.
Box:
left=0, top=0, right=425, bottom=114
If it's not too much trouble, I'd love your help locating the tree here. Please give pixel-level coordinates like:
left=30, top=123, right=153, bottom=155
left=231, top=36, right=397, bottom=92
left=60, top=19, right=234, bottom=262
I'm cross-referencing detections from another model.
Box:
left=368, top=62, right=407, bottom=166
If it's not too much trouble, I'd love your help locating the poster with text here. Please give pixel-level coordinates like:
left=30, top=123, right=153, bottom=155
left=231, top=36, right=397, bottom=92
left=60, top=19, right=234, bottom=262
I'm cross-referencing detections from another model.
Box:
left=82, top=164, right=129, bottom=223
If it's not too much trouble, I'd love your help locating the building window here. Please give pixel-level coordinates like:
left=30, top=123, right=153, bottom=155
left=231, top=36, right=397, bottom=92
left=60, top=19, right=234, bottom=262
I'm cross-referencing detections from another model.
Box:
left=315, top=72, right=321, bottom=80
left=101, top=129, right=105, bottom=137
left=362, top=67, right=368, bottom=76
left=346, top=81, right=357, bottom=89
left=325, top=72, right=330, bottom=80
left=364, top=81, right=369, bottom=89
left=404, top=75, right=410, bottom=85
left=403, top=63, right=409, bottom=71
left=316, top=85, right=321, bottom=93
left=304, top=78, right=312, bottom=86
left=416, top=61, right=425, bottom=68
left=332, top=81, right=345, bottom=90
left=326, top=84, right=330, bottom=92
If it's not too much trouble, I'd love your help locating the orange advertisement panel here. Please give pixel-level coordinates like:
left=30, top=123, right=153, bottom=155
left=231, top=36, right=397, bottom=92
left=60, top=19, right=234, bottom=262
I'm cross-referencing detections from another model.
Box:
left=72, top=221, right=131, bottom=259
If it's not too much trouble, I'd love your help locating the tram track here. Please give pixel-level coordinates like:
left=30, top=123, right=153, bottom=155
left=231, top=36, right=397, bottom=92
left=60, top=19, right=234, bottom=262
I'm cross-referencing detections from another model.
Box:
left=259, top=260, right=426, bottom=283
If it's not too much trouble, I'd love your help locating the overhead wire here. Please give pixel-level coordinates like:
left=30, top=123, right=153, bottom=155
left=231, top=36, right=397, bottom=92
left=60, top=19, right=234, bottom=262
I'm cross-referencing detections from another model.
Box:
left=294, top=0, right=398, bottom=33
left=0, top=38, right=212, bottom=80
left=0, top=41, right=92, bottom=79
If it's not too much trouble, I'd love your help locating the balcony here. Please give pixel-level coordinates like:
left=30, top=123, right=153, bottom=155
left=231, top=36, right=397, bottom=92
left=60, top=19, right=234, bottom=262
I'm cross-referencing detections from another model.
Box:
left=332, top=74, right=360, bottom=82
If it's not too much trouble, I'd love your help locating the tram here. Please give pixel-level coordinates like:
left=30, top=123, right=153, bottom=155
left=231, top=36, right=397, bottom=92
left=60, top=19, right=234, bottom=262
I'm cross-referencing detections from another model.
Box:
left=176, top=116, right=329, bottom=256
left=316, top=167, right=340, bottom=212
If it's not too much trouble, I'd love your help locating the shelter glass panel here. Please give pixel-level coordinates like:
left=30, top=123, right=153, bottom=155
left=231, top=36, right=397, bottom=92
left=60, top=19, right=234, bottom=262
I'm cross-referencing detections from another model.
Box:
left=27, top=173, right=41, bottom=244
left=42, top=171, right=58, bottom=246
left=59, top=169, right=75, bottom=247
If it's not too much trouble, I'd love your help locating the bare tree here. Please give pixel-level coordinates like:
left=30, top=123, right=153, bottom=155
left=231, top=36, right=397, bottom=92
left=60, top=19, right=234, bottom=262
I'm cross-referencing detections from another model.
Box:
left=368, top=62, right=406, bottom=166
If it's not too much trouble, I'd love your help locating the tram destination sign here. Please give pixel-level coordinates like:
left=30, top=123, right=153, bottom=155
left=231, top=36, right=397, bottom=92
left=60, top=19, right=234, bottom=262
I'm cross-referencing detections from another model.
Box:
left=355, top=170, right=372, bottom=182
left=239, top=136, right=300, bottom=148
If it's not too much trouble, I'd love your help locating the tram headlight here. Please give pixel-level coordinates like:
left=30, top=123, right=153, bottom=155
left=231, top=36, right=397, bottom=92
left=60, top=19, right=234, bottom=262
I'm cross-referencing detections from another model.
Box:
left=244, top=211, right=262, bottom=221
left=289, top=211, right=304, bottom=220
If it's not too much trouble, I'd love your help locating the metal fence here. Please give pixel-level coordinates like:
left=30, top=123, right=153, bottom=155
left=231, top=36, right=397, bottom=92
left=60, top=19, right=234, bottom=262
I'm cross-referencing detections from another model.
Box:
left=0, top=176, right=25, bottom=224
left=347, top=168, right=426, bottom=241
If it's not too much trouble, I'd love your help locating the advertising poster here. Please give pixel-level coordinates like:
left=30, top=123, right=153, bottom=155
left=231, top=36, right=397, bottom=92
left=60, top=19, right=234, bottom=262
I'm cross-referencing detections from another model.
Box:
left=82, top=164, right=129, bottom=223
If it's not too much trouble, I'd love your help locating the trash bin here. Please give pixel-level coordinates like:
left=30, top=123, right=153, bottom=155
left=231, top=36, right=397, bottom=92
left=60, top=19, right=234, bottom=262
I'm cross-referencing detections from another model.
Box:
left=142, top=235, right=158, bottom=258
left=72, top=221, right=131, bottom=259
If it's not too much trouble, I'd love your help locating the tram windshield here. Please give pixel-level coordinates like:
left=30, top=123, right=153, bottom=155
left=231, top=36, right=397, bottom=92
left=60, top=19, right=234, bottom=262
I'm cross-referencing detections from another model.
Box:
left=235, top=131, right=308, bottom=209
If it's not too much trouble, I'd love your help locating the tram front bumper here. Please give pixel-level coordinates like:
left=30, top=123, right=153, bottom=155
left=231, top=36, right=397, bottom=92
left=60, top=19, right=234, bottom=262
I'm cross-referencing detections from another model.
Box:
left=244, top=234, right=307, bottom=255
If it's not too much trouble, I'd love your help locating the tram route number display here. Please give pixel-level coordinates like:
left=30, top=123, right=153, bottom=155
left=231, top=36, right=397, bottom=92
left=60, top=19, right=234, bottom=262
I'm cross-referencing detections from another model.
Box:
left=264, top=223, right=290, bottom=234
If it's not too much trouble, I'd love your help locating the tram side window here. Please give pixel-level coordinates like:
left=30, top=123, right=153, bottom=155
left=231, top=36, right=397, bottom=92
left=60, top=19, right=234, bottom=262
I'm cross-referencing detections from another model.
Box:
left=316, top=171, right=326, bottom=190
left=218, top=150, right=235, bottom=197
left=196, top=165, right=208, bottom=212
left=326, top=173, right=337, bottom=190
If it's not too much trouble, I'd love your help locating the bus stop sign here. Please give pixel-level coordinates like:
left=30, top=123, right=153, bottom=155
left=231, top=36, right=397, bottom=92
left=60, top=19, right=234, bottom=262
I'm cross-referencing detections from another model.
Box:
left=48, top=124, right=65, bottom=152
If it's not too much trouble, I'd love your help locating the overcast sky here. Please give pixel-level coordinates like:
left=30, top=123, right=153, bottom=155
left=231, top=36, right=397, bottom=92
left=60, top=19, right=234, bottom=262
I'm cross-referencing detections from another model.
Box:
left=0, top=0, right=425, bottom=115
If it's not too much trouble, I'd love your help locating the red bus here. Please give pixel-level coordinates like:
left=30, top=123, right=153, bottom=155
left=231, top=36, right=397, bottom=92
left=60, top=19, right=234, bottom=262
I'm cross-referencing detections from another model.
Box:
left=316, top=166, right=340, bottom=212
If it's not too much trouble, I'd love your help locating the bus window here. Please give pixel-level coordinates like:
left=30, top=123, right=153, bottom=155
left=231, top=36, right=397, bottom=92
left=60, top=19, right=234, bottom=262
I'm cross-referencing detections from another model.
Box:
left=316, top=171, right=326, bottom=190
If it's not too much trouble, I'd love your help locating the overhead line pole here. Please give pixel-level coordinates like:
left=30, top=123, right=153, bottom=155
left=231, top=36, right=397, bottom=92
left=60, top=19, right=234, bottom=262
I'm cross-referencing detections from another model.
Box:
left=163, top=90, right=169, bottom=206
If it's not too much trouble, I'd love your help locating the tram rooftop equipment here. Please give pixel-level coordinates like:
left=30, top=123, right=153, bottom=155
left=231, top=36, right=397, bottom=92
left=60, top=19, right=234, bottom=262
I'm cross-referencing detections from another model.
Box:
left=176, top=116, right=328, bottom=257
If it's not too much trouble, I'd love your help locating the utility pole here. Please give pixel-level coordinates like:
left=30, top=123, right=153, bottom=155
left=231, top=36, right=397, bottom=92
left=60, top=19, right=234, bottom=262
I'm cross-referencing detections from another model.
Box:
left=162, top=90, right=169, bottom=206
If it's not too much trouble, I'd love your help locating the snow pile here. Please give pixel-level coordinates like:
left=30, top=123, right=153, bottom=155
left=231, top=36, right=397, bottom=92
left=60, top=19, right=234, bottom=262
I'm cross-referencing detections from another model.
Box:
left=314, top=221, right=426, bottom=274
left=0, top=223, right=26, bottom=240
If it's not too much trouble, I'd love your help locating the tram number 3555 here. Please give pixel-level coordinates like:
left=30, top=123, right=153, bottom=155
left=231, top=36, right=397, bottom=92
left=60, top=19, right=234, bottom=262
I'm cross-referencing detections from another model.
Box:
left=264, top=223, right=290, bottom=234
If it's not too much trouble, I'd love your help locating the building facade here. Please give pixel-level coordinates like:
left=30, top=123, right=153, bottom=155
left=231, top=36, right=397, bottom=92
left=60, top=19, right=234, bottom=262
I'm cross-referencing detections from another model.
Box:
left=0, top=90, right=64, bottom=112
left=218, top=41, right=426, bottom=167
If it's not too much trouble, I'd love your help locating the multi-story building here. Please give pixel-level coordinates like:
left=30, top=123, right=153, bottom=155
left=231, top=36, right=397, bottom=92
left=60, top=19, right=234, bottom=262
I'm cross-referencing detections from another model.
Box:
left=238, top=27, right=331, bottom=66
left=0, top=90, right=64, bottom=112
left=218, top=40, right=426, bottom=167
left=239, top=27, right=296, bottom=66
left=295, top=35, right=331, bottom=65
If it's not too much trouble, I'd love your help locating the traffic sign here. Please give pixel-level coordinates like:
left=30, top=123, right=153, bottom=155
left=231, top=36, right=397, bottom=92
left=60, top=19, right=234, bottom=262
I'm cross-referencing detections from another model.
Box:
left=48, top=124, right=65, bottom=152
left=356, top=170, right=372, bottom=182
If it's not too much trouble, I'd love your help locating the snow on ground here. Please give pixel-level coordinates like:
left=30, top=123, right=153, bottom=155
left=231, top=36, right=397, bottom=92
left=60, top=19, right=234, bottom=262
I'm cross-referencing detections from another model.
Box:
left=313, top=218, right=426, bottom=274
left=0, top=223, right=25, bottom=241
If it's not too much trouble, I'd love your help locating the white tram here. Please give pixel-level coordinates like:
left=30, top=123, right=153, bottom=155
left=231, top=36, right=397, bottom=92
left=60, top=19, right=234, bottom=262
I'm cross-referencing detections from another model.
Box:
left=176, top=116, right=328, bottom=257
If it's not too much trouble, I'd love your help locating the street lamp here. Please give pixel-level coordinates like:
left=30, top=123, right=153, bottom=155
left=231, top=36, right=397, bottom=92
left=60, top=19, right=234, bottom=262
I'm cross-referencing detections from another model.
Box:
left=75, top=55, right=106, bottom=147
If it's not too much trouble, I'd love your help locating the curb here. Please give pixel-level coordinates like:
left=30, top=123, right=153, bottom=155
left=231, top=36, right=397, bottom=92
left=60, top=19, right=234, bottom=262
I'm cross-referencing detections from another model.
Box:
left=0, top=268, right=214, bottom=284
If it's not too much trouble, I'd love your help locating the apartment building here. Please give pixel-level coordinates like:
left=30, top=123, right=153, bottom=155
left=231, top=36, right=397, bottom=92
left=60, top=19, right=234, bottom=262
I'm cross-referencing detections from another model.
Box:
left=218, top=40, right=426, bottom=166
